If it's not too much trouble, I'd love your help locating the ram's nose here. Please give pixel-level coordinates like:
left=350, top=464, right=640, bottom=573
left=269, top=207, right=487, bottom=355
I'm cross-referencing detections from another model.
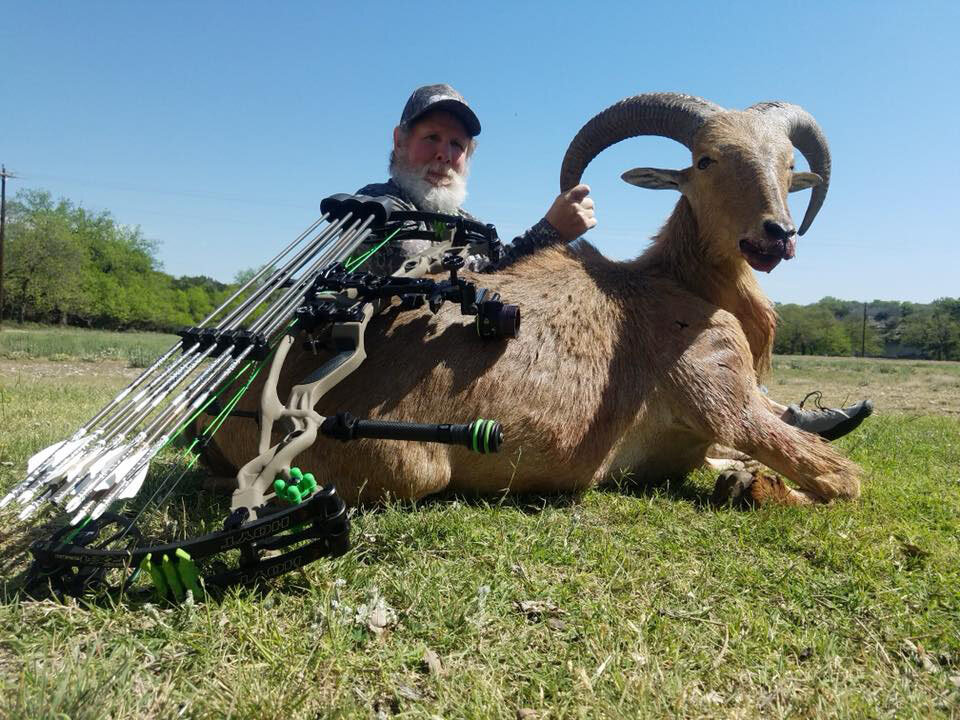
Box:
left=763, top=219, right=797, bottom=259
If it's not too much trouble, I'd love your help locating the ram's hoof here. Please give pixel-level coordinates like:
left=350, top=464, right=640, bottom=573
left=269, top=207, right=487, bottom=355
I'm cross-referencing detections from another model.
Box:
left=711, top=470, right=756, bottom=507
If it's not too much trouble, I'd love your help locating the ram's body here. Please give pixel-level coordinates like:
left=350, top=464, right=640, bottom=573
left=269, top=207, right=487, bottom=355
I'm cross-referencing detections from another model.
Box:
left=205, top=94, right=861, bottom=507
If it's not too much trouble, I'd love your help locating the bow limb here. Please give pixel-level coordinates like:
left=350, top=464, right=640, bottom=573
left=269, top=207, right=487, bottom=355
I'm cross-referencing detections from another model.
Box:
left=231, top=303, right=375, bottom=514
left=255, top=331, right=298, bottom=456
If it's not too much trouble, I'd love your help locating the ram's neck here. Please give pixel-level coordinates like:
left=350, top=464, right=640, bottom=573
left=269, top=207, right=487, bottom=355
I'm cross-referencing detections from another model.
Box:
left=638, top=198, right=776, bottom=379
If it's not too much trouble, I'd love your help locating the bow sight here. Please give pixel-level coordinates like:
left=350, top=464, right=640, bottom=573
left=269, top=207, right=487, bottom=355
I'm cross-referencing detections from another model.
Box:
left=3, top=194, right=518, bottom=602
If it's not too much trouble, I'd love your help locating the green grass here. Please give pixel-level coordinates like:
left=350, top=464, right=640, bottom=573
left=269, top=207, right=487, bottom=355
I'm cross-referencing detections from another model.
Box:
left=0, top=325, right=178, bottom=367
left=1, top=354, right=959, bottom=718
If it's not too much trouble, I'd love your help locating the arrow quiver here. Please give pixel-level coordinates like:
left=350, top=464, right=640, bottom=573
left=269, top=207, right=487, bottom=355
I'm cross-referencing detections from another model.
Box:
left=4, top=194, right=516, bottom=602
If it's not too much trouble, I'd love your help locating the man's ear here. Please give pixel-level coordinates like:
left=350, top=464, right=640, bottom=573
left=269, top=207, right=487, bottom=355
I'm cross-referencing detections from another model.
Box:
left=393, top=126, right=404, bottom=151
left=621, top=167, right=687, bottom=190
left=789, top=171, right=822, bottom=192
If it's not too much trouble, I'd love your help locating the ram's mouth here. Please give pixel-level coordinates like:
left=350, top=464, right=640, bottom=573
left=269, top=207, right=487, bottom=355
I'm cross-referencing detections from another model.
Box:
left=739, top=239, right=786, bottom=273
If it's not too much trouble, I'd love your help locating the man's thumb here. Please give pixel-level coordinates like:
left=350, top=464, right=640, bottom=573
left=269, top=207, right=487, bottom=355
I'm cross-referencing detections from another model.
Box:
left=566, top=184, right=590, bottom=202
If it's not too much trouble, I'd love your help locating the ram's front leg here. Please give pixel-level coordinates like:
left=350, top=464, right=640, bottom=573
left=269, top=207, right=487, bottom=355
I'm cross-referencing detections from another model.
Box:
left=675, top=346, right=861, bottom=506
left=710, top=391, right=862, bottom=506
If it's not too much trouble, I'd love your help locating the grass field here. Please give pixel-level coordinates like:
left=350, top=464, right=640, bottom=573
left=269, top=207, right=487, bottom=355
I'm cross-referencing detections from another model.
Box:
left=0, top=325, right=177, bottom=367
left=1, top=329, right=958, bottom=718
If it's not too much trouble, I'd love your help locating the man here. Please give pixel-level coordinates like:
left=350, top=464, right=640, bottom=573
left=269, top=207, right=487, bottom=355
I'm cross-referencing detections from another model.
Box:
left=358, top=83, right=872, bottom=440
left=356, top=83, right=595, bottom=274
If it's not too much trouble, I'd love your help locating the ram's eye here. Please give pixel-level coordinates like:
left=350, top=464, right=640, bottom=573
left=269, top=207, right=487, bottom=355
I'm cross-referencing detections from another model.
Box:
left=697, top=157, right=713, bottom=170
left=789, top=164, right=795, bottom=171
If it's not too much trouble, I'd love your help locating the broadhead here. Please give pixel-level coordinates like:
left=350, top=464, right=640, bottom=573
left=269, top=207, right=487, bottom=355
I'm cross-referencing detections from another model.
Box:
left=90, top=501, right=109, bottom=522
left=17, top=499, right=41, bottom=521
left=71, top=506, right=91, bottom=527
left=64, top=493, right=85, bottom=514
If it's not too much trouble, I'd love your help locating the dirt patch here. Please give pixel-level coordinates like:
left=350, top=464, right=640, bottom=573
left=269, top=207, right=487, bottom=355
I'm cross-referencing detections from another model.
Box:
left=766, top=356, right=960, bottom=417
left=0, top=358, right=141, bottom=383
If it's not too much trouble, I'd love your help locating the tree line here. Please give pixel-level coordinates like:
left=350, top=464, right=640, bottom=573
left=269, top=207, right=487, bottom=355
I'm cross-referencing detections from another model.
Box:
left=1, top=189, right=236, bottom=332
left=2, top=188, right=958, bottom=360
left=775, top=297, right=960, bottom=360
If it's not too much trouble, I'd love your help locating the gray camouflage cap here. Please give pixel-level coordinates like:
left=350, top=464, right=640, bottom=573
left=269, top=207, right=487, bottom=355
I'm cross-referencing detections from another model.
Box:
left=399, top=84, right=481, bottom=137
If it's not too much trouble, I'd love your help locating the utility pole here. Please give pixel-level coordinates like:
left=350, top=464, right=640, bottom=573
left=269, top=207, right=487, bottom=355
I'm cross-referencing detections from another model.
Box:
left=0, top=165, right=14, bottom=330
left=861, top=302, right=867, bottom=358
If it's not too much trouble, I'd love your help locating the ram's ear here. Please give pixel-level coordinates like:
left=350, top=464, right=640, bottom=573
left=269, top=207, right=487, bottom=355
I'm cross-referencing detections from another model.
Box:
left=621, top=167, right=687, bottom=190
left=789, top=171, right=822, bottom=192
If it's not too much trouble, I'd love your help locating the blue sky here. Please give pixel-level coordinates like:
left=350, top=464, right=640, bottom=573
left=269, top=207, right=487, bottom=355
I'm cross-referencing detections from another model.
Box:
left=2, top=1, right=958, bottom=304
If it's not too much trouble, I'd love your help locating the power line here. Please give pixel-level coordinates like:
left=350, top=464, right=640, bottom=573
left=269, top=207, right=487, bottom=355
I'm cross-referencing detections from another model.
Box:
left=18, top=171, right=318, bottom=211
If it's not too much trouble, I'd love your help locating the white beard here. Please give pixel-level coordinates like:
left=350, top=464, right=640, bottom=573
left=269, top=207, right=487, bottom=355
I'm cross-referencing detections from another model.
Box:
left=391, top=158, right=469, bottom=214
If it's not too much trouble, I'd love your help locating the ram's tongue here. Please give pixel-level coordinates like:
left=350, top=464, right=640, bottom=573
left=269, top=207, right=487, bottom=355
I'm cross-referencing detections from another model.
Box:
left=740, top=240, right=785, bottom=273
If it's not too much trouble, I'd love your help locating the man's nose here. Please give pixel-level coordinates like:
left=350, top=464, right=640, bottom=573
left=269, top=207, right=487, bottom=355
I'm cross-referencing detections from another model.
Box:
left=436, top=145, right=452, bottom=163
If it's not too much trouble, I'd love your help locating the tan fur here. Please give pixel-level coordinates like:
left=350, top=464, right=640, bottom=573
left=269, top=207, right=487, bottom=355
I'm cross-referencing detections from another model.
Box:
left=202, top=110, right=860, bottom=507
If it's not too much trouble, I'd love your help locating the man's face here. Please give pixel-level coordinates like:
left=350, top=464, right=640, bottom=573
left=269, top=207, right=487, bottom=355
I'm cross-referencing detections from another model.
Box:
left=394, top=111, right=471, bottom=186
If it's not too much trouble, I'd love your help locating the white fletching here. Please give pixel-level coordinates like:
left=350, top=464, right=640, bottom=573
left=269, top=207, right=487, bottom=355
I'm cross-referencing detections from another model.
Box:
left=26, top=440, right=67, bottom=475
left=61, top=445, right=106, bottom=486
left=88, top=444, right=129, bottom=481
left=103, top=448, right=150, bottom=495
left=117, top=462, right=150, bottom=501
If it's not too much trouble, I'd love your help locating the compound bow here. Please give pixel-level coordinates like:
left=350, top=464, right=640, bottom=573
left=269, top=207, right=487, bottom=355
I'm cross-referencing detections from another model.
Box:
left=2, top=194, right=518, bottom=602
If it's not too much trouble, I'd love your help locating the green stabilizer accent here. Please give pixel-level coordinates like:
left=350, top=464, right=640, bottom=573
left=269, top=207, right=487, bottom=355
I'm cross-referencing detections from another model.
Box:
left=471, top=419, right=484, bottom=453
left=301, top=473, right=317, bottom=495
left=345, top=227, right=402, bottom=271
left=161, top=553, right=186, bottom=602
left=141, top=551, right=203, bottom=603
left=290, top=467, right=303, bottom=481
left=483, top=420, right=494, bottom=454
left=274, top=478, right=287, bottom=494
left=175, top=548, right=203, bottom=598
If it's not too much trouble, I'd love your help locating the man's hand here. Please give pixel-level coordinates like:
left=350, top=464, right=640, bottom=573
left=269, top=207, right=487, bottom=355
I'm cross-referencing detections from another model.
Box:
left=545, top=184, right=597, bottom=242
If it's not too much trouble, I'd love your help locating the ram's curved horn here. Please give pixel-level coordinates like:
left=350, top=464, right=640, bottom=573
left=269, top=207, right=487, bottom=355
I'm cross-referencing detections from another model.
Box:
left=749, top=101, right=831, bottom=235
left=559, top=93, right=724, bottom=192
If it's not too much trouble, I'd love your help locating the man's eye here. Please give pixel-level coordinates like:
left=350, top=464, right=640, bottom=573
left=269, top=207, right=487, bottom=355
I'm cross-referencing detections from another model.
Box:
left=452, top=141, right=464, bottom=150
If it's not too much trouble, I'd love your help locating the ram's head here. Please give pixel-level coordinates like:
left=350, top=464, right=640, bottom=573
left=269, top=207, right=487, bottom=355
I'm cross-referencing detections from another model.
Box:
left=560, top=93, right=830, bottom=273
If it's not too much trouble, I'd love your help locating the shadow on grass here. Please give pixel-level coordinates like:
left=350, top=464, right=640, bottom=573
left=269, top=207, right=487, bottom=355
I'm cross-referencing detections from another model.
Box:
left=416, top=487, right=583, bottom=514
left=595, top=471, right=721, bottom=511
